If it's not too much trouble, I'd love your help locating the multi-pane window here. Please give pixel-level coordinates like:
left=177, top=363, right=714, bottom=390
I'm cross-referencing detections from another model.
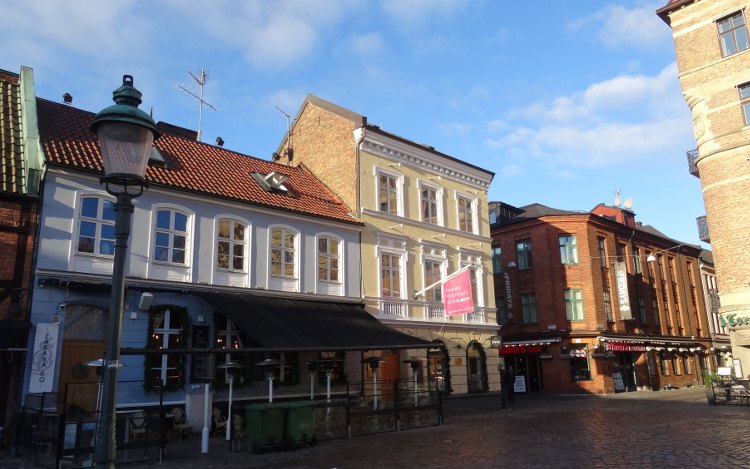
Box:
left=638, top=297, right=648, bottom=324
left=633, top=247, right=642, bottom=275
left=740, top=83, right=750, bottom=126
left=154, top=209, right=188, bottom=264
left=147, top=308, right=186, bottom=388
left=216, top=219, right=246, bottom=271
left=616, top=243, right=626, bottom=263
left=381, top=252, right=402, bottom=298
left=491, top=247, right=502, bottom=274
left=378, top=172, right=399, bottom=214
left=77, top=196, right=115, bottom=256
left=672, top=356, right=681, bottom=375
left=559, top=235, right=578, bottom=265
left=423, top=260, right=442, bottom=302
left=653, top=297, right=661, bottom=325
left=521, top=293, right=537, bottom=324
left=718, top=12, right=749, bottom=57
left=565, top=289, right=584, bottom=321
left=516, top=239, right=532, bottom=270
left=661, top=356, right=669, bottom=375
left=420, top=185, right=439, bottom=225
left=603, top=291, right=613, bottom=322
left=597, top=237, right=607, bottom=268
left=270, top=228, right=296, bottom=278
left=318, top=237, right=340, bottom=282
left=457, top=196, right=475, bottom=233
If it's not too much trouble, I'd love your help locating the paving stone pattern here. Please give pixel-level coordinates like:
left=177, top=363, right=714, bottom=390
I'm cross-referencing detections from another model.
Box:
left=2, top=388, right=749, bottom=469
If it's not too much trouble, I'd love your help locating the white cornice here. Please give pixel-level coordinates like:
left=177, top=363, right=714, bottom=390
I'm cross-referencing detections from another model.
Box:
left=358, top=131, right=492, bottom=191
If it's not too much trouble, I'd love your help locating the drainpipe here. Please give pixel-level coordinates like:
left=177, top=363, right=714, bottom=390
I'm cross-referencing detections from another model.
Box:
left=354, top=120, right=366, bottom=300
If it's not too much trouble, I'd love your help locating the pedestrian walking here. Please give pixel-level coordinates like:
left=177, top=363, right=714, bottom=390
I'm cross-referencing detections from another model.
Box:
left=503, top=366, right=515, bottom=405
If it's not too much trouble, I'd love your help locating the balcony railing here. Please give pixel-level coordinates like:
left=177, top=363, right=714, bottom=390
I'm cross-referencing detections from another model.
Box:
left=708, top=289, right=721, bottom=313
left=373, top=297, right=495, bottom=325
left=686, top=149, right=699, bottom=177
left=697, top=215, right=710, bottom=243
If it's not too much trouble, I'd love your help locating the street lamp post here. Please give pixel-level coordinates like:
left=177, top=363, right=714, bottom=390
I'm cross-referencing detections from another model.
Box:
left=91, top=75, right=158, bottom=469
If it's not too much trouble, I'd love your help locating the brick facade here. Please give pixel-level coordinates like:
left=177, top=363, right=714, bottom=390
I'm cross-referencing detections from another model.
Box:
left=491, top=203, right=710, bottom=394
left=659, top=0, right=750, bottom=370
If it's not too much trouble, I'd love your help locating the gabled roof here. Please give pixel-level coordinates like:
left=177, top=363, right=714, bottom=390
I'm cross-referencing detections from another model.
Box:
left=36, top=98, right=361, bottom=225
left=0, top=70, right=24, bottom=194
left=290, top=94, right=495, bottom=180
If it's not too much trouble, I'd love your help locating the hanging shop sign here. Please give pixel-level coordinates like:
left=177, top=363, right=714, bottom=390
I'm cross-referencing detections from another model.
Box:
left=498, top=344, right=543, bottom=355
left=613, top=262, right=633, bottom=320
left=607, top=341, right=646, bottom=352
left=29, top=323, right=59, bottom=393
left=503, top=272, right=513, bottom=318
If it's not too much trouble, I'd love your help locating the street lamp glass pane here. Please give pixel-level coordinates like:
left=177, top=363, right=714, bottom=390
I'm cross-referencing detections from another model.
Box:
left=96, top=122, right=154, bottom=178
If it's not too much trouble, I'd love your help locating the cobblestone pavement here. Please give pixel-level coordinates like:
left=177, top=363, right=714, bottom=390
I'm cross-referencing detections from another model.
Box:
left=3, top=388, right=749, bottom=469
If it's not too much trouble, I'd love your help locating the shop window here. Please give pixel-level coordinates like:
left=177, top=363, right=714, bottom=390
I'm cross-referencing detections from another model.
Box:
left=570, top=345, right=591, bottom=381
left=660, top=356, right=669, bottom=376
left=672, top=355, right=681, bottom=375
left=145, top=306, right=188, bottom=391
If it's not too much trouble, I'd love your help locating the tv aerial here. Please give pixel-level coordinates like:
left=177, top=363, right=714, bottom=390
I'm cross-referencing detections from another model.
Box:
left=178, top=68, right=218, bottom=142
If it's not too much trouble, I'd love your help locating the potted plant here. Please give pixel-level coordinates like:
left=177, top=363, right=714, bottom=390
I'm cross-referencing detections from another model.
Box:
left=703, top=372, right=720, bottom=405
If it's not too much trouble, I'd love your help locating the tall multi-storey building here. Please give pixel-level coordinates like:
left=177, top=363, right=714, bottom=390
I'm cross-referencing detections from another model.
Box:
left=698, top=250, right=731, bottom=368
left=277, top=95, right=499, bottom=395
left=658, top=0, right=750, bottom=377
left=490, top=201, right=711, bottom=394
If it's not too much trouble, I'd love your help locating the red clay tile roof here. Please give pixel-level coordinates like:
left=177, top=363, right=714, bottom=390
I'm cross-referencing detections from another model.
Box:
left=1, top=71, right=25, bottom=194
left=36, top=98, right=361, bottom=225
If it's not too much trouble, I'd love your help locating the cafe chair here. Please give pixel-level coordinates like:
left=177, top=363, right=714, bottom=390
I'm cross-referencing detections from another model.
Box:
left=212, top=407, right=227, bottom=437
left=129, top=411, right=148, bottom=441
left=171, top=407, right=192, bottom=442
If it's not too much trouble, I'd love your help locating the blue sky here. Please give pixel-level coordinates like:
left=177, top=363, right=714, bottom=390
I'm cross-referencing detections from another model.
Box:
left=2, top=0, right=705, bottom=247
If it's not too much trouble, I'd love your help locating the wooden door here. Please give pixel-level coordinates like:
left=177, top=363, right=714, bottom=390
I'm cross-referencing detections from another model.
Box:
left=58, top=339, right=105, bottom=413
left=380, top=352, right=401, bottom=382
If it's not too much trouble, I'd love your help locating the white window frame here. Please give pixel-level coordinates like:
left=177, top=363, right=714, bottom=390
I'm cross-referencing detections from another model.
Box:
left=455, top=192, right=478, bottom=234
left=418, top=180, right=444, bottom=226
left=268, top=225, right=299, bottom=281
left=316, top=233, right=344, bottom=295
left=215, top=217, right=249, bottom=272
left=75, top=192, right=116, bottom=258
left=559, top=235, right=579, bottom=265
left=376, top=234, right=407, bottom=299
left=460, top=252, right=485, bottom=308
left=565, top=288, right=584, bottom=321
left=151, top=308, right=183, bottom=386
left=375, top=167, right=404, bottom=217
left=152, top=205, right=191, bottom=266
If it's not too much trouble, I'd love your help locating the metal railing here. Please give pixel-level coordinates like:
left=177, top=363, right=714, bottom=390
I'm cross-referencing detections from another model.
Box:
left=696, top=215, right=709, bottom=243
left=686, top=149, right=699, bottom=177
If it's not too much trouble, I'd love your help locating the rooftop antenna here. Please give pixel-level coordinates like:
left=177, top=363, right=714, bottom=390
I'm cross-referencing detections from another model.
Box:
left=275, top=106, right=293, bottom=161
left=613, top=189, right=622, bottom=207
left=623, top=197, right=633, bottom=210
left=178, top=68, right=218, bottom=142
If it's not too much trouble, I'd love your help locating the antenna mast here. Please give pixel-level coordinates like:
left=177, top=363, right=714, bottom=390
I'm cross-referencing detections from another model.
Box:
left=178, top=68, right=218, bottom=141
left=275, top=106, right=293, bottom=160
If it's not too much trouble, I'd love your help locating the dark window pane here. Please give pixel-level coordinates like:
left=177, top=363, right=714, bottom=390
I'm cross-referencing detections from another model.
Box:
left=81, top=197, right=98, bottom=218
left=174, top=212, right=187, bottom=232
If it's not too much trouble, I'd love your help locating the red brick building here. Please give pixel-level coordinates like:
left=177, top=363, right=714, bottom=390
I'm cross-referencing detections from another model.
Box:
left=0, top=68, right=41, bottom=438
left=490, top=201, right=712, bottom=394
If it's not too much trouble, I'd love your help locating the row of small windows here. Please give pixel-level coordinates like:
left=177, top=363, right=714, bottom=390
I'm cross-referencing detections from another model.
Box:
left=76, top=196, right=341, bottom=283
left=377, top=170, right=478, bottom=234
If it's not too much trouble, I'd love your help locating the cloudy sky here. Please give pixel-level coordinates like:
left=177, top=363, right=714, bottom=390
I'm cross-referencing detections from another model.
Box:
left=1, top=0, right=705, bottom=246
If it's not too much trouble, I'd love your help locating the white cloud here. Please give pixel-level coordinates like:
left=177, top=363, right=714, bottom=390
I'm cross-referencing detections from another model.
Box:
left=350, top=32, right=386, bottom=56
left=381, top=0, right=468, bottom=23
left=567, top=3, right=670, bottom=49
left=439, top=122, right=473, bottom=137
left=487, top=63, right=693, bottom=169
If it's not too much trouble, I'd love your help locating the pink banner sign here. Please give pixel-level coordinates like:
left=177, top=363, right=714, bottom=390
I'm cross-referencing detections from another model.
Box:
left=442, top=269, right=475, bottom=316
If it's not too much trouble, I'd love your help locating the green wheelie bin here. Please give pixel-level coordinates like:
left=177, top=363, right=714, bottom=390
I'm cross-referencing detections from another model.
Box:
left=245, top=403, right=286, bottom=454
left=282, top=401, right=317, bottom=450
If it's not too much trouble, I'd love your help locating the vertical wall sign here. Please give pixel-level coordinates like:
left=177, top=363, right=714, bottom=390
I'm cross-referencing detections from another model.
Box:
left=29, top=323, right=59, bottom=393
left=613, top=262, right=633, bottom=320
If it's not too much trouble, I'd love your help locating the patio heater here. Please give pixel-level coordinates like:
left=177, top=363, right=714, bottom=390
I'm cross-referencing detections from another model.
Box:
left=256, top=358, right=282, bottom=402
left=306, top=360, right=317, bottom=400
left=317, top=358, right=343, bottom=434
left=216, top=361, right=243, bottom=443
left=362, top=357, right=385, bottom=410
left=402, top=358, right=422, bottom=405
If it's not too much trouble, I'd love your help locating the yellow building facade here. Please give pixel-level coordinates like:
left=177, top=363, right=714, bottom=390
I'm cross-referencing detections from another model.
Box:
left=277, top=95, right=499, bottom=394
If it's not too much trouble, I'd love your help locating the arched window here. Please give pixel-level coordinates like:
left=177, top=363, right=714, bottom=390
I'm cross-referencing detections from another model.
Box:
left=217, top=218, right=247, bottom=271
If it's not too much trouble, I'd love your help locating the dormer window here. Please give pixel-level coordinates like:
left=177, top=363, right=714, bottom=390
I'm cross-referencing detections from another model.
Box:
left=148, top=146, right=166, bottom=168
left=252, top=171, right=289, bottom=193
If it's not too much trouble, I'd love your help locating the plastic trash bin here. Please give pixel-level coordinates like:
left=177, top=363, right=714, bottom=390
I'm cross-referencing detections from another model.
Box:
left=245, top=403, right=286, bottom=454
left=282, top=401, right=317, bottom=450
